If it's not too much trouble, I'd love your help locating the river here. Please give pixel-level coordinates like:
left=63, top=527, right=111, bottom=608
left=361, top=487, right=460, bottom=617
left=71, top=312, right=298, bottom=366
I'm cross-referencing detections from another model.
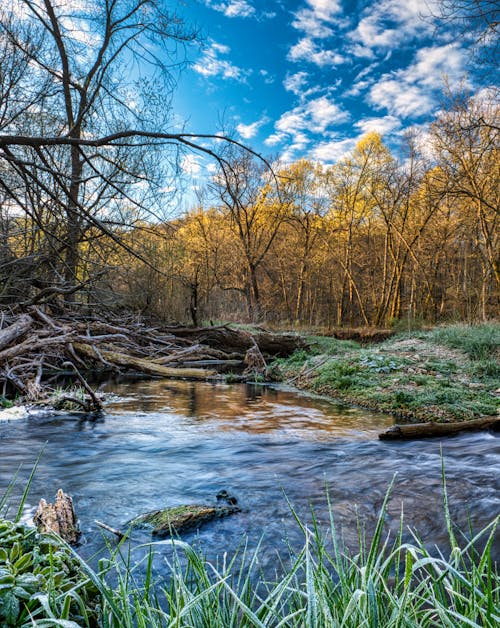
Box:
left=0, top=379, right=498, bottom=574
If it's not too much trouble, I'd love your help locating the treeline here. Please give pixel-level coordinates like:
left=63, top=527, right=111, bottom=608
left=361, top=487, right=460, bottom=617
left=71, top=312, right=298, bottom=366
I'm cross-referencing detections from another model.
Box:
left=1, top=92, right=498, bottom=327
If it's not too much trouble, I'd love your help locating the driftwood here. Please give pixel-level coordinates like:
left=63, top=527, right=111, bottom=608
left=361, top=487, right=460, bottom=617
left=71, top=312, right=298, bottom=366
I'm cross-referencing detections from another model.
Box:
left=379, top=416, right=500, bottom=440
left=74, top=344, right=217, bottom=379
left=0, top=309, right=307, bottom=408
left=162, top=326, right=306, bottom=357
left=95, top=519, right=126, bottom=540
left=33, top=489, right=81, bottom=544
left=0, top=314, right=33, bottom=351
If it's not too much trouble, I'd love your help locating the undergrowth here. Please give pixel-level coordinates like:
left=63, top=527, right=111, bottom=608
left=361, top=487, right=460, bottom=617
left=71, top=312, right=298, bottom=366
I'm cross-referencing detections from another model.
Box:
left=274, top=323, right=500, bottom=423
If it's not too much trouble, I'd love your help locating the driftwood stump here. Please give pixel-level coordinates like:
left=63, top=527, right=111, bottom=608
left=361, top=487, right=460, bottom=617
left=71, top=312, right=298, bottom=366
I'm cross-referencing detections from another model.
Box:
left=243, top=344, right=267, bottom=376
left=34, top=489, right=81, bottom=544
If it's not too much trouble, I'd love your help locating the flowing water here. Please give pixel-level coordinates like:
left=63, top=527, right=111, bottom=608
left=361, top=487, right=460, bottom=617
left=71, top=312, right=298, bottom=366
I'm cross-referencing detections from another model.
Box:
left=0, top=379, right=499, bottom=574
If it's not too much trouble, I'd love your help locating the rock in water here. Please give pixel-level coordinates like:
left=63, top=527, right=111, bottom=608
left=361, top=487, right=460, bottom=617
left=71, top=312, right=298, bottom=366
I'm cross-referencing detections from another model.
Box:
left=34, top=489, right=81, bottom=544
left=128, top=494, right=240, bottom=536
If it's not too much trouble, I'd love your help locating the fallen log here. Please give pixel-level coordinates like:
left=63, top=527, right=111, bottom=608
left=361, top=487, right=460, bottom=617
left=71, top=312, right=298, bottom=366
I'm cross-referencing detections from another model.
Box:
left=379, top=416, right=500, bottom=440
left=74, top=343, right=217, bottom=379
left=163, top=326, right=306, bottom=357
left=0, top=314, right=33, bottom=351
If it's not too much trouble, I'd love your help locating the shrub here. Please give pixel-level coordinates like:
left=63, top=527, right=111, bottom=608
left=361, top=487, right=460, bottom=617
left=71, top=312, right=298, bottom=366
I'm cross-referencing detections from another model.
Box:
left=0, top=519, right=99, bottom=626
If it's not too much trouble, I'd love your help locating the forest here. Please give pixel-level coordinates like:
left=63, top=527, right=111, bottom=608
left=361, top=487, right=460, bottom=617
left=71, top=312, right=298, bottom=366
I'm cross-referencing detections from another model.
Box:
left=0, top=2, right=497, bottom=329
left=2, top=100, right=499, bottom=327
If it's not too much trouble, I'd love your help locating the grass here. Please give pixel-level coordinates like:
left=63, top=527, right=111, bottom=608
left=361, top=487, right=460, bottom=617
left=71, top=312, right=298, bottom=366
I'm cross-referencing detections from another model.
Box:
left=273, top=323, right=500, bottom=424
left=1, top=469, right=499, bottom=627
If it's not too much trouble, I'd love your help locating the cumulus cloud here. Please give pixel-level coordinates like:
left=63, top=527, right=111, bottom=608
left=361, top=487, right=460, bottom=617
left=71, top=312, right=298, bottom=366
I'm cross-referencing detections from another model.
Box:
left=205, top=1, right=255, bottom=18
left=193, top=41, right=247, bottom=81
left=310, top=138, right=357, bottom=163
left=236, top=116, right=268, bottom=139
left=292, top=0, right=343, bottom=37
left=354, top=115, right=402, bottom=136
left=348, top=0, right=438, bottom=57
left=288, top=37, right=344, bottom=66
left=266, top=95, right=349, bottom=160
left=369, top=43, right=467, bottom=117
left=283, top=71, right=309, bottom=95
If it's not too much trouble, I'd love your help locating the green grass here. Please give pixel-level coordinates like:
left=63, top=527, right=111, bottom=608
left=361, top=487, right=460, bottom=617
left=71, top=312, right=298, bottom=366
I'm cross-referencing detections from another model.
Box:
left=2, top=477, right=498, bottom=627
left=273, top=324, right=500, bottom=423
left=430, top=323, right=500, bottom=361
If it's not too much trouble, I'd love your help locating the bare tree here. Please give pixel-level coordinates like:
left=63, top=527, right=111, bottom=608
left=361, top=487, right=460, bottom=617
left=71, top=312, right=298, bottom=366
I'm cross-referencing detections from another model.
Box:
left=0, top=0, right=267, bottom=310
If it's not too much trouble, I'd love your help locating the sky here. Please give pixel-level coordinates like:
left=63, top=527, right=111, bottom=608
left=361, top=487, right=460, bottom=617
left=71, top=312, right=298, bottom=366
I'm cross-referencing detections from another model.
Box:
left=171, top=0, right=488, bottom=174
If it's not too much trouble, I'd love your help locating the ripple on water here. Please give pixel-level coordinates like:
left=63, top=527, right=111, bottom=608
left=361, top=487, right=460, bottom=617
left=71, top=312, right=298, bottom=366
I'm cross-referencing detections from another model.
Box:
left=0, top=381, right=498, bottom=574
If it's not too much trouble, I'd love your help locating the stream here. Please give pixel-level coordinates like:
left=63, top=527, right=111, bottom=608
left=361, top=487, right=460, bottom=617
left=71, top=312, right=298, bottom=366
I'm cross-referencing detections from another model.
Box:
left=0, top=379, right=499, bottom=574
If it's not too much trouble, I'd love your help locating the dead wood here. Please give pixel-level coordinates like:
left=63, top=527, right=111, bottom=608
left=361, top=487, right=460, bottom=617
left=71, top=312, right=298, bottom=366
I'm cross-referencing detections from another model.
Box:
left=74, top=343, right=217, bottom=379
left=95, top=519, right=125, bottom=540
left=34, top=489, right=81, bottom=544
left=0, top=310, right=307, bottom=408
left=162, top=326, right=306, bottom=357
left=61, top=361, right=103, bottom=411
left=379, top=416, right=500, bottom=440
left=0, top=314, right=33, bottom=351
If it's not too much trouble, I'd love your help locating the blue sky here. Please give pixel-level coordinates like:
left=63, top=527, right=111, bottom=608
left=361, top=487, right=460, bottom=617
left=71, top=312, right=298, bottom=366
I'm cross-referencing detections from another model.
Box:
left=172, top=0, right=485, bottom=172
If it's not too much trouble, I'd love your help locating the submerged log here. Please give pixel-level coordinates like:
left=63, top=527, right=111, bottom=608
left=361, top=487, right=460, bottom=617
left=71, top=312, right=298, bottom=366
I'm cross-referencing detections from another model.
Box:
left=379, top=416, right=500, bottom=440
left=128, top=492, right=240, bottom=536
left=74, top=343, right=217, bottom=379
left=33, top=489, right=80, bottom=544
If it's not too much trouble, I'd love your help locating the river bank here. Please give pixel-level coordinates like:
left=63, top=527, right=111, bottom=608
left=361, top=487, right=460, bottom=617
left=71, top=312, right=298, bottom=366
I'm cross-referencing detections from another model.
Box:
left=273, top=323, right=500, bottom=426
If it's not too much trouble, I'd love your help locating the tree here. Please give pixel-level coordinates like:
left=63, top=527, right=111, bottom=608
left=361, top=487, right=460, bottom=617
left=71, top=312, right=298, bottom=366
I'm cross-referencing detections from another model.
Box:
left=435, top=0, right=500, bottom=71
left=0, top=0, right=266, bottom=310
left=210, top=150, right=288, bottom=321
left=430, top=92, right=499, bottom=318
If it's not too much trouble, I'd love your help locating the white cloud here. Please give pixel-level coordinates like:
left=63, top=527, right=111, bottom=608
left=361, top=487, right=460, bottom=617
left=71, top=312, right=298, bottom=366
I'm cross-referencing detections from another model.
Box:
left=292, top=0, right=343, bottom=36
left=206, top=1, right=255, bottom=18
left=236, top=116, right=268, bottom=139
left=354, top=115, right=402, bottom=136
left=288, top=37, right=344, bottom=66
left=193, top=40, right=247, bottom=81
left=348, top=0, right=438, bottom=57
left=266, top=95, right=349, bottom=159
left=259, top=69, right=275, bottom=84
left=181, top=155, right=202, bottom=176
left=264, top=132, right=286, bottom=147
left=369, top=43, right=467, bottom=117
left=283, top=71, right=309, bottom=95
left=275, top=97, right=348, bottom=137
left=310, top=138, right=357, bottom=163
left=370, top=81, right=434, bottom=117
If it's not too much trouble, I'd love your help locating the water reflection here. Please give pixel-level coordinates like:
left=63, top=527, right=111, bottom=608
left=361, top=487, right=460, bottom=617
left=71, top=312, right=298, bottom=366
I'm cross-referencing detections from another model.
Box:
left=0, top=381, right=498, bottom=575
left=100, top=379, right=394, bottom=438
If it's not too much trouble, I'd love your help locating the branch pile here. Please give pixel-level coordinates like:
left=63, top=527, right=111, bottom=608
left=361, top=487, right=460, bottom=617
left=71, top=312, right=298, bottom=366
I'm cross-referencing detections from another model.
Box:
left=0, top=308, right=306, bottom=411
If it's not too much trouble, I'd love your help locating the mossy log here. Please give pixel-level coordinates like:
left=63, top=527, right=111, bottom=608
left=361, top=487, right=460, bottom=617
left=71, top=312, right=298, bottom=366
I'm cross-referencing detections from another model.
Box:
left=332, top=327, right=394, bottom=344
left=128, top=501, right=240, bottom=536
left=74, top=343, right=217, bottom=379
left=379, top=416, right=500, bottom=440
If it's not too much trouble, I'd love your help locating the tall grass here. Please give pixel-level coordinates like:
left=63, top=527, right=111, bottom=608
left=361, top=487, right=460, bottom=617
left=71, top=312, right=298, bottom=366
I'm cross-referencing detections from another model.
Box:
left=77, top=484, right=499, bottom=627
left=430, top=323, right=500, bottom=361
left=1, top=466, right=499, bottom=626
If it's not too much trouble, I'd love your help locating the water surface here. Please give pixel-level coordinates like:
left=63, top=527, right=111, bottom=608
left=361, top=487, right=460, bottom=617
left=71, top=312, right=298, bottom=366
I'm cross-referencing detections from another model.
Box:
left=0, top=380, right=498, bottom=572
